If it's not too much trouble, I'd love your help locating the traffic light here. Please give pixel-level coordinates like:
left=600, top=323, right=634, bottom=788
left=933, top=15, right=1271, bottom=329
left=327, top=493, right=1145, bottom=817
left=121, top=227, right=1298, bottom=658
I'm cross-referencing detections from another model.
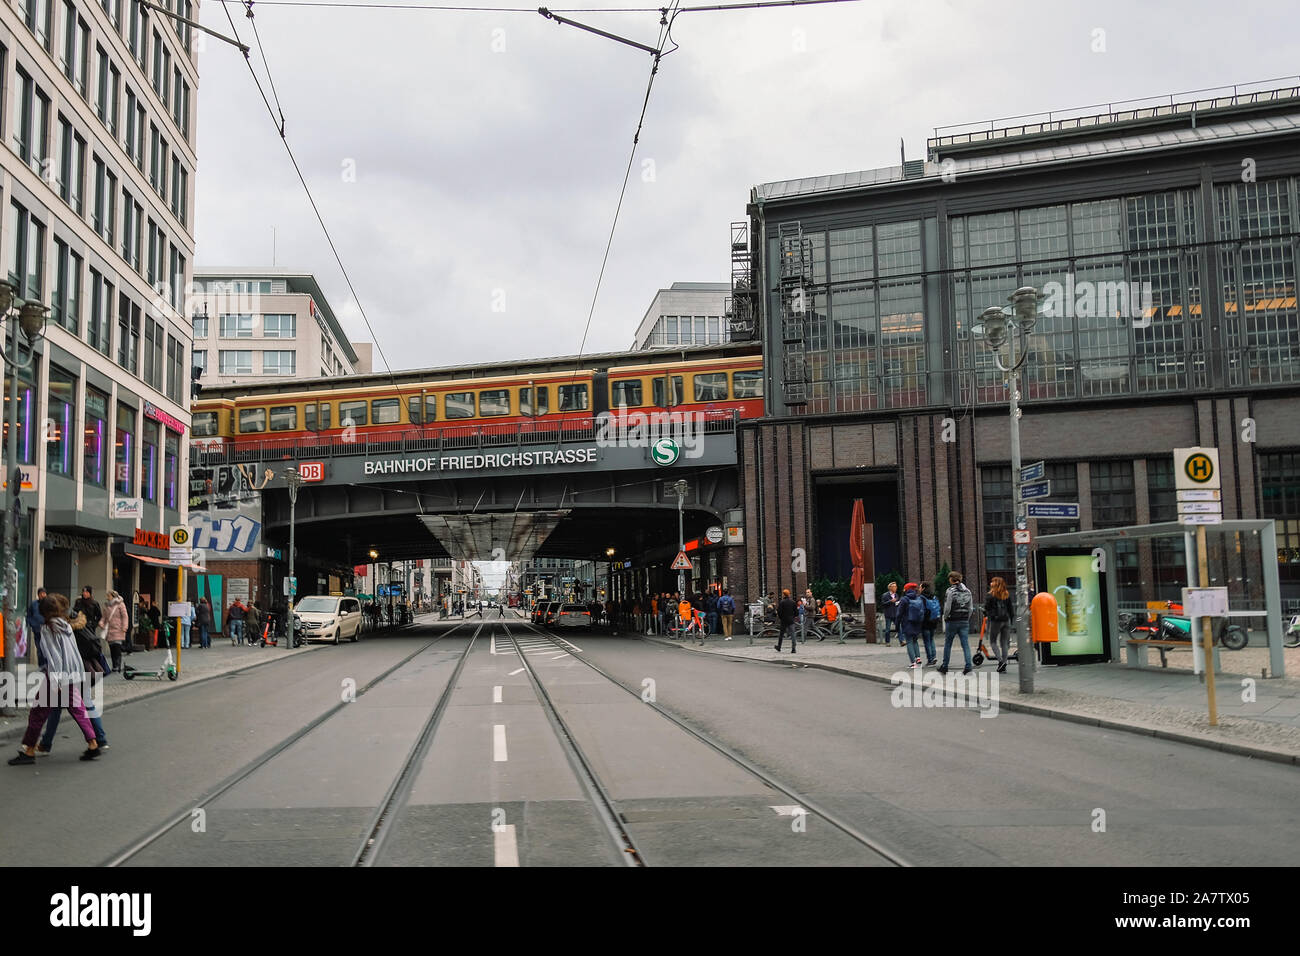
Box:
left=191, top=364, right=203, bottom=401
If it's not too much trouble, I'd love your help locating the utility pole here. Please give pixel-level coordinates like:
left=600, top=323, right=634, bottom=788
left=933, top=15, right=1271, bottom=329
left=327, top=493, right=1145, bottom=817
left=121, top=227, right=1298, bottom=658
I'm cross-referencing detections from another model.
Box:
left=285, top=466, right=304, bottom=649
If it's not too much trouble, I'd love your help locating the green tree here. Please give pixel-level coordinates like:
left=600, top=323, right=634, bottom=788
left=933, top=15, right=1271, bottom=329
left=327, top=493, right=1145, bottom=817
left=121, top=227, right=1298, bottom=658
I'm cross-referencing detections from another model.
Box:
left=932, top=561, right=952, bottom=597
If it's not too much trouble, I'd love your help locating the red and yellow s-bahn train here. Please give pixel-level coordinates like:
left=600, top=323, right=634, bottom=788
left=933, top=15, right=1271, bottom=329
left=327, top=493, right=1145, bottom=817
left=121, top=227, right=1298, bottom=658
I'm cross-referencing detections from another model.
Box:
left=191, top=344, right=764, bottom=451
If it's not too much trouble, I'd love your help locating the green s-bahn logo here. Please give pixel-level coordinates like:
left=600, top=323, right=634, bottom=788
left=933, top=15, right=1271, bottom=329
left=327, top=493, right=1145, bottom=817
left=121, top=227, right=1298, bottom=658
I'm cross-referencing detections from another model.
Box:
left=651, top=438, right=681, bottom=467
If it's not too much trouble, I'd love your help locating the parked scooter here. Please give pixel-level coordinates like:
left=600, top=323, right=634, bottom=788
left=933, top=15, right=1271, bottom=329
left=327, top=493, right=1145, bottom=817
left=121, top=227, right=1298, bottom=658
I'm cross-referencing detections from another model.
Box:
left=1285, top=614, right=1300, bottom=649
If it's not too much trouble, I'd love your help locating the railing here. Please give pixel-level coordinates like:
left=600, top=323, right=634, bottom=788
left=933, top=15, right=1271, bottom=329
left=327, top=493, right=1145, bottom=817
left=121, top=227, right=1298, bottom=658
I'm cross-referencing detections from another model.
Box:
left=191, top=409, right=742, bottom=467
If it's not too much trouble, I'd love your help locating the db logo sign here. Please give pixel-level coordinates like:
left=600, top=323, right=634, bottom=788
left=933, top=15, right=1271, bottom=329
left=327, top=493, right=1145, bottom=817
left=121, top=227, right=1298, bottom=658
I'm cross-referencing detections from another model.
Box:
left=298, top=462, right=326, bottom=482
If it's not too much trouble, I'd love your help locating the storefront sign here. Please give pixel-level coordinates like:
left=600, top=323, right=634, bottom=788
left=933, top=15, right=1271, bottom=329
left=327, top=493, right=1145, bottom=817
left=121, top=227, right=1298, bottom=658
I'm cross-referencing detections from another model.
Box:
left=362, top=448, right=598, bottom=476
left=44, top=531, right=106, bottom=554
left=113, top=497, right=143, bottom=520
left=134, top=528, right=170, bottom=551
left=1, top=464, right=38, bottom=493
left=227, top=579, right=250, bottom=603
left=143, top=401, right=188, bottom=434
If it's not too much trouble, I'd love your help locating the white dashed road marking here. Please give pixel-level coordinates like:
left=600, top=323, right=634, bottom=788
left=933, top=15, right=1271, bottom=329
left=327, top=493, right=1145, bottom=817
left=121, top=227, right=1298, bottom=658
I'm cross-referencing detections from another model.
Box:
left=494, top=824, right=519, bottom=867
left=494, top=724, right=508, bottom=762
left=492, top=685, right=502, bottom=703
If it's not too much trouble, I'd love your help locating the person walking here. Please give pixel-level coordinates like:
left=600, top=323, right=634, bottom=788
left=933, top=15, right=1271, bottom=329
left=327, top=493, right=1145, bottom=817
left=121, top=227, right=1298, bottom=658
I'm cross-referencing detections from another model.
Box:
left=880, top=581, right=902, bottom=646
left=919, top=583, right=940, bottom=666
left=940, top=571, right=975, bottom=675
left=775, top=589, right=798, bottom=653
left=8, top=594, right=103, bottom=765
left=178, top=600, right=194, bottom=649
left=138, top=596, right=162, bottom=650
left=103, top=590, right=129, bottom=671
left=705, top=590, right=719, bottom=637
left=717, top=589, right=735, bottom=640
left=246, top=601, right=262, bottom=646
left=35, top=606, right=110, bottom=756
left=898, top=582, right=926, bottom=667
left=983, top=577, right=1014, bottom=673
left=228, top=598, right=247, bottom=645
left=195, top=596, right=213, bottom=649
left=26, top=587, right=47, bottom=652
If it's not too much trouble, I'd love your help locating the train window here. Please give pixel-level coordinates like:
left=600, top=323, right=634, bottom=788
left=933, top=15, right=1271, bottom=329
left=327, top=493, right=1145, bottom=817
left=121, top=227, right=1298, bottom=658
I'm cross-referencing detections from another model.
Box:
left=732, top=370, right=764, bottom=398
left=238, top=408, right=266, bottom=433
left=339, top=400, right=368, bottom=427
left=305, top=403, right=332, bottom=431
left=407, top=397, right=422, bottom=424
left=693, top=373, right=727, bottom=402
left=192, top=412, right=219, bottom=437
left=652, top=376, right=684, bottom=407
left=372, top=399, right=401, bottom=424
left=611, top=379, right=643, bottom=407
left=445, top=392, right=475, bottom=419
left=269, top=406, right=298, bottom=431
left=520, top=387, right=549, bottom=416
left=480, top=389, right=510, bottom=416
left=408, top=395, right=437, bottom=424
left=558, top=384, right=588, bottom=412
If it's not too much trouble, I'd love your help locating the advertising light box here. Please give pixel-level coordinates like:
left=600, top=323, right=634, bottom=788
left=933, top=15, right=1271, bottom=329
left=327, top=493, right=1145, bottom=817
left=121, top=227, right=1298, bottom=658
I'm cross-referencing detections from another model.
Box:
left=1035, top=549, right=1112, bottom=664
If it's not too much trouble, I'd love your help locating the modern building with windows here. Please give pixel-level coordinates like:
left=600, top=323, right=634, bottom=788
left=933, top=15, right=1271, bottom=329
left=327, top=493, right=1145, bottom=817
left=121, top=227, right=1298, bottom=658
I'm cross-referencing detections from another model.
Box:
left=1, top=0, right=197, bottom=615
left=631, top=281, right=731, bottom=350
left=736, top=81, right=1300, bottom=611
left=190, top=268, right=370, bottom=387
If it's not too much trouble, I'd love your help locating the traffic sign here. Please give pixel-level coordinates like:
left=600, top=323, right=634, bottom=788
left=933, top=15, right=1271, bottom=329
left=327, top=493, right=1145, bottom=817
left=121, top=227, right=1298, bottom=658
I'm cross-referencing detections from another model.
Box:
left=1179, top=513, right=1223, bottom=525
left=1019, top=461, right=1045, bottom=483
left=1019, top=479, right=1051, bottom=501
left=1177, top=501, right=1222, bottom=515
left=1026, top=502, right=1080, bottom=520
left=1174, top=447, right=1221, bottom=490
left=1013, top=529, right=1031, bottom=544
left=1177, top=489, right=1221, bottom=501
left=671, top=551, right=692, bottom=571
left=284, top=576, right=298, bottom=596
left=169, top=525, right=193, bottom=565
left=705, top=526, right=724, bottom=545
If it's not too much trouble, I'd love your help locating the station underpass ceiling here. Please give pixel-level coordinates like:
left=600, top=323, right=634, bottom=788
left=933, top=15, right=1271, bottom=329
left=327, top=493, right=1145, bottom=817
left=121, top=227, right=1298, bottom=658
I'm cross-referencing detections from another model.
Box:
left=417, top=511, right=569, bottom=564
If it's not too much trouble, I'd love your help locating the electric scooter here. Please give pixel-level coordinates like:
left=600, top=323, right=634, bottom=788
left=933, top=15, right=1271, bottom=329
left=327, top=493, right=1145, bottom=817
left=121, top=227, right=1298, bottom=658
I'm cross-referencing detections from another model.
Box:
left=122, top=632, right=178, bottom=681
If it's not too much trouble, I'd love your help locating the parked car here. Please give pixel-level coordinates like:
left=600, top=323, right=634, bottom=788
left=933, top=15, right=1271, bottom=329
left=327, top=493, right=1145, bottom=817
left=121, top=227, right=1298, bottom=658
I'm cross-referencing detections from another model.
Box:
left=542, top=602, right=563, bottom=627
left=294, top=596, right=363, bottom=644
left=555, top=604, right=593, bottom=630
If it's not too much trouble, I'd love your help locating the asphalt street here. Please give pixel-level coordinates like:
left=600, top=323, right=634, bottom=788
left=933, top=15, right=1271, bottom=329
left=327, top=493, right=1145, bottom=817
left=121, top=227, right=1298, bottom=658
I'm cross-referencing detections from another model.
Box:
left=5, top=616, right=1296, bottom=867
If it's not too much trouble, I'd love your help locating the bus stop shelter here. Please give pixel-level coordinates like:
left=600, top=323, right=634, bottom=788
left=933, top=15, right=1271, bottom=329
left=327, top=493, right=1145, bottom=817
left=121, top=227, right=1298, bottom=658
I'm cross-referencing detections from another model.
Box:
left=1035, top=519, right=1285, bottom=677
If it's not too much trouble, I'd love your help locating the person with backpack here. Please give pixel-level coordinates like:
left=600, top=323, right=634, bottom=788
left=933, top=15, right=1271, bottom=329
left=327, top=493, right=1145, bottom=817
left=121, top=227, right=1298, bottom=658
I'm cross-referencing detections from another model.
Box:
left=898, top=582, right=926, bottom=667
left=705, top=590, right=719, bottom=636
left=984, top=577, right=1014, bottom=673
left=940, top=571, right=975, bottom=675
left=717, top=589, right=736, bottom=640
left=919, top=583, right=941, bottom=666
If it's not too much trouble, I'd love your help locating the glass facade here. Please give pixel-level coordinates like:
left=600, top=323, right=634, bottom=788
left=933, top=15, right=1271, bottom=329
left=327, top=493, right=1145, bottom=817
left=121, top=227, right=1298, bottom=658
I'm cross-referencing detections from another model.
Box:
left=47, top=366, right=77, bottom=477
left=84, top=387, right=108, bottom=487
left=115, top=404, right=135, bottom=496
left=771, top=176, right=1300, bottom=414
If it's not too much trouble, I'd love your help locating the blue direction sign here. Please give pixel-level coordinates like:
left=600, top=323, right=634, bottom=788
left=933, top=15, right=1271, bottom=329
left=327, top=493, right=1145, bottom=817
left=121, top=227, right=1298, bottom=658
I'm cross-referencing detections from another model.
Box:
left=1020, top=479, right=1052, bottom=500
left=1020, top=460, right=1045, bottom=483
left=1027, top=502, right=1080, bottom=520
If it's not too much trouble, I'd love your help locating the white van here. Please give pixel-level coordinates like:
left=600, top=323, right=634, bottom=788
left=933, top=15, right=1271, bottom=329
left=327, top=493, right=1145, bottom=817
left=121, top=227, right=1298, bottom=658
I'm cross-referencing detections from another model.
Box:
left=294, top=596, right=363, bottom=644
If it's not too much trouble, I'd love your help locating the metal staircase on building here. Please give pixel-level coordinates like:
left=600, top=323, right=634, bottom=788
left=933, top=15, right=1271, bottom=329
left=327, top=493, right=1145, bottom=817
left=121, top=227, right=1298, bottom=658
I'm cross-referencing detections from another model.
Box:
left=725, top=220, right=757, bottom=341
left=777, top=221, right=813, bottom=406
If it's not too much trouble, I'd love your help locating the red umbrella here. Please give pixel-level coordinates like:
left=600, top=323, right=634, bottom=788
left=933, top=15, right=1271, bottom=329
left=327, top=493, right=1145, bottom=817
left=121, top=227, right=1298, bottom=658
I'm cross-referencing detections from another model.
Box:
left=849, top=498, right=866, bottom=602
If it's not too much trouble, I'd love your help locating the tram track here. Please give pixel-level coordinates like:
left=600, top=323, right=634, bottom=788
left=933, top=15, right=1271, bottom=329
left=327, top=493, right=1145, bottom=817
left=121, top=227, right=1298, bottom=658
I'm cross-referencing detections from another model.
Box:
left=103, top=619, right=480, bottom=868
left=516, top=621, right=913, bottom=867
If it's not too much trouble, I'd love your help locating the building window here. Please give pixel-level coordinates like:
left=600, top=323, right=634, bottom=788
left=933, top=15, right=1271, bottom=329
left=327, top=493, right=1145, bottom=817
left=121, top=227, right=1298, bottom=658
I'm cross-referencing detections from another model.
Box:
left=1261, top=452, right=1300, bottom=584
left=192, top=349, right=206, bottom=375
left=52, top=240, right=82, bottom=334
left=12, top=70, right=50, bottom=173
left=114, top=404, right=135, bottom=496
left=1090, top=460, right=1138, bottom=599
left=47, top=366, right=77, bottom=477
left=982, top=465, right=1014, bottom=586
left=192, top=314, right=208, bottom=338
left=2, top=366, right=38, bottom=465
left=7, top=201, right=46, bottom=301
left=84, top=386, right=107, bottom=487
left=164, top=430, right=179, bottom=508
left=87, top=268, right=112, bottom=355
left=219, top=350, right=252, bottom=374
left=262, top=314, right=295, bottom=338
left=219, top=314, right=253, bottom=337
left=166, top=334, right=184, bottom=403
left=122, top=191, right=141, bottom=271
left=141, top=417, right=157, bottom=502
left=117, top=293, right=140, bottom=373
left=25, top=0, right=54, bottom=50
left=261, top=351, right=296, bottom=375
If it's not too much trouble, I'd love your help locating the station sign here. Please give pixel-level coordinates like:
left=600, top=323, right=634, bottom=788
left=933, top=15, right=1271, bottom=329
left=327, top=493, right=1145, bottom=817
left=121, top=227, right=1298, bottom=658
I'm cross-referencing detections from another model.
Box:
left=1179, top=514, right=1223, bottom=525
left=1174, top=447, right=1221, bottom=490
left=1019, top=461, right=1045, bottom=484
left=296, top=462, right=326, bottom=482
left=1182, top=587, right=1229, bottom=618
left=705, top=526, right=724, bottom=545
left=1178, top=501, right=1221, bottom=515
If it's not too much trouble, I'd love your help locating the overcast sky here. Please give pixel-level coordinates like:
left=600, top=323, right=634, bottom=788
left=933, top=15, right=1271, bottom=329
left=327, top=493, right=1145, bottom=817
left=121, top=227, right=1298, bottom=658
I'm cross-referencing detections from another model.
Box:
left=193, top=0, right=1299, bottom=371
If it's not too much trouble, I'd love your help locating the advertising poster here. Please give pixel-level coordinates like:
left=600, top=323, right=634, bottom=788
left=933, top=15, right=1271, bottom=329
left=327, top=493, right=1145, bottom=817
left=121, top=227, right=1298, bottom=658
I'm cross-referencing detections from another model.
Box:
left=1037, top=549, right=1111, bottom=664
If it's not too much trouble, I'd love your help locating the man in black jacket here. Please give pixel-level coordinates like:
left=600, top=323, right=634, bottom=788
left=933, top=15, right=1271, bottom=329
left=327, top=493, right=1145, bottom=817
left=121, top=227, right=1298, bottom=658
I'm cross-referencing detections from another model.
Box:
left=774, top=589, right=798, bottom=654
left=73, top=587, right=103, bottom=632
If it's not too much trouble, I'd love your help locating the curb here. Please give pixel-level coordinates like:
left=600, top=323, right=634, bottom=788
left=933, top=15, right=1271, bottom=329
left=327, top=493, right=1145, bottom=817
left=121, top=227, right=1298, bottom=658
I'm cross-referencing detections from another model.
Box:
left=645, top=636, right=1300, bottom=768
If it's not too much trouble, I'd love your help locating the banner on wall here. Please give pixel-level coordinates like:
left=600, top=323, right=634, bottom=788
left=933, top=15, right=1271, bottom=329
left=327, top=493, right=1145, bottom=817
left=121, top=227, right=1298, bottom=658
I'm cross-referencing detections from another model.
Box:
left=1035, top=548, right=1112, bottom=664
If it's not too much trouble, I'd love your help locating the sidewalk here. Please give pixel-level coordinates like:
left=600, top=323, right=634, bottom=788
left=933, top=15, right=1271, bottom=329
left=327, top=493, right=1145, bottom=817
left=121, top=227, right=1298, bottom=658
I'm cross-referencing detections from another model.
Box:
left=0, top=619, right=418, bottom=745
left=646, top=630, right=1300, bottom=765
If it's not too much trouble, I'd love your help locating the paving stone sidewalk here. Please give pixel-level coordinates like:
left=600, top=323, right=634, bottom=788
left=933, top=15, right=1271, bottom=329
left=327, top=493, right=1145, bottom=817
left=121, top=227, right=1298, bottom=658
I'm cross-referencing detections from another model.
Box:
left=646, top=631, right=1300, bottom=765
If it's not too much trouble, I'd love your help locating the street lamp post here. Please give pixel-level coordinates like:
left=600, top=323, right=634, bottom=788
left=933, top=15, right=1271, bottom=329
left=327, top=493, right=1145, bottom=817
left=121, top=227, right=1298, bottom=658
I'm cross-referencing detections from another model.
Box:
left=976, top=287, right=1042, bottom=694
left=285, top=466, right=305, bottom=649
left=673, top=479, right=688, bottom=600
left=0, top=281, right=47, bottom=715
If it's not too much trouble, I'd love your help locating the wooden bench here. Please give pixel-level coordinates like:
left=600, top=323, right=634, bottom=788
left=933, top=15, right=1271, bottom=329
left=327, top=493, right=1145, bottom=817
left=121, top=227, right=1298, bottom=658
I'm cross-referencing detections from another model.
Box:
left=1123, top=637, right=1192, bottom=668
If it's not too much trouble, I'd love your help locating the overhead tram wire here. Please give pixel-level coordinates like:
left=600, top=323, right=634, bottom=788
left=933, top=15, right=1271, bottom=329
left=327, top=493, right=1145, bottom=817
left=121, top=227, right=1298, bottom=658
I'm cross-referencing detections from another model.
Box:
left=216, top=0, right=410, bottom=410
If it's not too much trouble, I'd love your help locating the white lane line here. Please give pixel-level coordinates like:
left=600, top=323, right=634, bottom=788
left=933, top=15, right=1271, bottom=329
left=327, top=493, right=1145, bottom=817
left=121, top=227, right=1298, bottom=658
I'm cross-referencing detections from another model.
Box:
left=507, top=667, right=524, bottom=676
left=492, top=685, right=502, bottom=703
left=494, top=824, right=519, bottom=867
left=770, top=805, right=806, bottom=816
left=490, top=634, right=497, bottom=655
left=556, top=637, right=584, bottom=653
left=548, top=652, right=568, bottom=660
left=493, top=724, right=508, bottom=762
